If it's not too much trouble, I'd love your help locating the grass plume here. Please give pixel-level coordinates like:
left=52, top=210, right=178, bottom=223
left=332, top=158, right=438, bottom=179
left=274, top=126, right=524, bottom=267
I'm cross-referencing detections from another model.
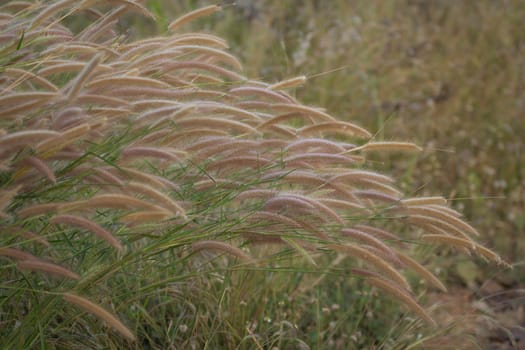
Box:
left=0, top=1, right=506, bottom=348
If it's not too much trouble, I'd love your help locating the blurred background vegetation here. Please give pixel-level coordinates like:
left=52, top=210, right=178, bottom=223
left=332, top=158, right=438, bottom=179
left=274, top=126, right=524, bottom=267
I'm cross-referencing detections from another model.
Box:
left=126, top=0, right=524, bottom=347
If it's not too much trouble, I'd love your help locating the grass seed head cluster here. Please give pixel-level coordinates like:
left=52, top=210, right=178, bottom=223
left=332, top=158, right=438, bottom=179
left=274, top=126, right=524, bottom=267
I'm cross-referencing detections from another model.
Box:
left=0, top=1, right=505, bottom=347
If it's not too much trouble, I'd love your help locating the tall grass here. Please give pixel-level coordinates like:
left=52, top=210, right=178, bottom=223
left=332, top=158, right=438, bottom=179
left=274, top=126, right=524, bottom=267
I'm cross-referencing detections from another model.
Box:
left=0, top=1, right=505, bottom=348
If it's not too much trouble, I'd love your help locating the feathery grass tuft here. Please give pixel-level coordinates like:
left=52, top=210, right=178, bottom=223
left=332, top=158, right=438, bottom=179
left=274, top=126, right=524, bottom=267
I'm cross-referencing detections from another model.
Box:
left=0, top=1, right=505, bottom=348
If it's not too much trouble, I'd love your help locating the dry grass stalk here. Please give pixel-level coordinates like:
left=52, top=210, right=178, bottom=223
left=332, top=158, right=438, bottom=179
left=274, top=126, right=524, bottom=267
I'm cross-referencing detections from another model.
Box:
left=86, top=76, right=171, bottom=91
left=59, top=194, right=166, bottom=213
left=0, top=185, right=21, bottom=212
left=37, top=61, right=112, bottom=77
left=29, top=0, right=78, bottom=29
left=341, top=228, right=396, bottom=258
left=13, top=229, right=50, bottom=247
left=50, top=214, right=123, bottom=251
left=193, top=139, right=258, bottom=160
left=21, top=156, right=56, bottom=184
left=358, top=180, right=402, bottom=197
left=192, top=240, right=253, bottom=263
left=168, top=5, right=221, bottom=32
left=331, top=170, right=394, bottom=185
left=76, top=94, right=131, bottom=107
left=269, top=75, right=307, bottom=90
left=4, top=68, right=59, bottom=91
left=402, top=205, right=478, bottom=236
left=18, top=203, right=59, bottom=218
left=264, top=194, right=315, bottom=212
left=162, top=61, right=246, bottom=81
left=300, top=121, right=371, bottom=139
left=284, top=153, right=355, bottom=167
left=79, top=0, right=153, bottom=18
left=400, top=196, right=448, bottom=206
left=168, top=33, right=229, bottom=49
left=119, top=210, right=172, bottom=226
left=0, top=130, right=60, bottom=152
left=249, top=210, right=304, bottom=229
left=17, top=259, right=80, bottom=280
left=192, top=178, right=243, bottom=191
left=317, top=198, right=370, bottom=215
left=353, top=190, right=400, bottom=203
left=63, top=292, right=136, bottom=341
left=188, top=102, right=261, bottom=122
left=262, top=170, right=327, bottom=188
left=184, top=136, right=231, bottom=152
left=395, top=251, right=447, bottom=292
left=90, top=167, right=125, bottom=187
left=270, top=103, right=335, bottom=122
left=127, top=182, right=186, bottom=218
left=176, top=117, right=259, bottom=135
left=117, top=167, right=179, bottom=190
left=0, top=247, right=38, bottom=261
left=352, top=224, right=403, bottom=244
left=329, top=243, right=410, bottom=291
left=421, top=234, right=504, bottom=265
left=366, top=277, right=436, bottom=326
left=65, top=53, right=102, bottom=101
left=120, top=146, right=182, bottom=162
left=41, top=42, right=100, bottom=56
left=167, top=44, right=243, bottom=71
left=0, top=98, right=54, bottom=118
left=236, top=189, right=280, bottom=202
left=36, top=123, right=91, bottom=155
left=406, top=214, right=475, bottom=241
left=229, top=86, right=294, bottom=103
left=282, top=193, right=345, bottom=224
left=347, top=141, right=422, bottom=154
left=284, top=138, right=346, bottom=153
left=206, top=156, right=271, bottom=173
left=425, top=204, right=463, bottom=218
left=258, top=113, right=314, bottom=130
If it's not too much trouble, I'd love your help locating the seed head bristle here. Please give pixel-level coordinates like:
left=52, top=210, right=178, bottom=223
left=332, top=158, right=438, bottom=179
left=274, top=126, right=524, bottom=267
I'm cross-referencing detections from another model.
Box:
left=367, top=277, right=436, bottom=326
left=63, top=293, right=136, bottom=341
left=300, top=121, right=371, bottom=139
left=168, top=5, right=222, bottom=32
left=192, top=240, right=253, bottom=263
left=50, top=214, right=123, bottom=251
left=269, top=75, right=307, bottom=90
left=17, top=259, right=80, bottom=280
left=329, top=242, right=411, bottom=291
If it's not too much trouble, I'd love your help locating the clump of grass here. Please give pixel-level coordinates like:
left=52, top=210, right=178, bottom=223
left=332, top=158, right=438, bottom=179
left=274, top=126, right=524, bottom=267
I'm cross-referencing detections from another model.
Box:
left=0, top=1, right=505, bottom=348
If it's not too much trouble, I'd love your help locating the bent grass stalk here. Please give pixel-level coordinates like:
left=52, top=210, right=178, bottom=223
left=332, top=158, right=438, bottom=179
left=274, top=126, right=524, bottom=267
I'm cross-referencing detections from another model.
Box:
left=192, top=240, right=253, bottom=263
left=366, top=276, right=436, bottom=326
left=269, top=75, right=307, bottom=90
left=167, top=5, right=222, bottom=32
left=49, top=214, right=123, bottom=251
left=17, top=259, right=80, bottom=280
left=63, top=292, right=136, bottom=341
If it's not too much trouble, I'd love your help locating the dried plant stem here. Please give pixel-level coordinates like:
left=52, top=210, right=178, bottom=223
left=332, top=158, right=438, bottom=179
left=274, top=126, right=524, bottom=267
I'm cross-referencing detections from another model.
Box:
left=192, top=240, right=253, bottom=263
left=17, top=259, right=80, bottom=280
left=329, top=243, right=410, bottom=291
left=367, top=277, right=436, bottom=326
left=63, top=293, right=136, bottom=341
left=65, top=53, right=102, bottom=101
left=0, top=248, right=38, bottom=261
left=50, top=214, right=123, bottom=251
left=168, top=5, right=221, bottom=32
left=269, top=75, right=307, bottom=90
